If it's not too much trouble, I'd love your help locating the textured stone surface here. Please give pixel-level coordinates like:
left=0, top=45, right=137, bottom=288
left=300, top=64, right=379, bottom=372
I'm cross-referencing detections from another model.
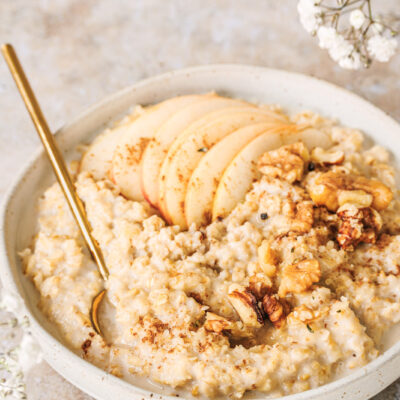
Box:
left=0, top=0, right=399, bottom=398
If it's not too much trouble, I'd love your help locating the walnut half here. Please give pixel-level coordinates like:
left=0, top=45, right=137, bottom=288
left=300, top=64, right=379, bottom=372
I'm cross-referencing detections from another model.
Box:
left=204, top=312, right=253, bottom=338
left=262, top=294, right=289, bottom=328
left=307, top=171, right=392, bottom=212
left=248, top=273, right=272, bottom=300
left=278, top=259, right=321, bottom=297
left=258, top=142, right=310, bottom=183
left=258, top=240, right=278, bottom=277
left=337, top=203, right=383, bottom=251
left=228, top=284, right=264, bottom=328
left=291, top=200, right=314, bottom=233
left=311, top=147, right=344, bottom=165
left=204, top=312, right=234, bottom=334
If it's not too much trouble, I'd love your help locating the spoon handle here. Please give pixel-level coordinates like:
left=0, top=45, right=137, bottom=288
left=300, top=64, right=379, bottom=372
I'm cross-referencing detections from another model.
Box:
left=1, top=43, right=109, bottom=281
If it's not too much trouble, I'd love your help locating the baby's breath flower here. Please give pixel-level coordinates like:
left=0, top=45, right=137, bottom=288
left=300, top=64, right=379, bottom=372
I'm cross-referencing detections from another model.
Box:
left=297, top=0, right=322, bottom=33
left=0, top=291, right=24, bottom=320
left=349, top=9, right=366, bottom=30
left=0, top=291, right=39, bottom=398
left=18, top=334, right=43, bottom=373
left=338, top=52, right=362, bottom=70
left=367, top=34, right=398, bottom=62
left=317, top=26, right=360, bottom=69
left=371, top=22, right=384, bottom=34
left=317, top=26, right=338, bottom=49
left=328, top=35, right=354, bottom=62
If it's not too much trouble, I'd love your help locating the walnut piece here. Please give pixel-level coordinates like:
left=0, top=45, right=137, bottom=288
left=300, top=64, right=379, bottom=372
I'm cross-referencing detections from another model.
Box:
left=291, top=200, right=314, bottom=233
left=262, top=294, right=289, bottom=328
left=311, top=147, right=344, bottom=165
left=258, top=240, right=278, bottom=277
left=228, top=284, right=264, bottom=328
left=307, top=171, right=392, bottom=212
left=338, top=190, right=373, bottom=208
left=204, top=312, right=233, bottom=334
left=258, top=142, right=310, bottom=183
left=204, top=312, right=253, bottom=338
left=248, top=274, right=272, bottom=300
left=278, top=259, right=321, bottom=297
left=337, top=203, right=383, bottom=251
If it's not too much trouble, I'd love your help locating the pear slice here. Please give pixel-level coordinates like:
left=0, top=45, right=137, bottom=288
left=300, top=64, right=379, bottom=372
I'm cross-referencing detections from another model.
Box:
left=212, top=130, right=286, bottom=221
left=158, top=107, right=288, bottom=222
left=185, top=122, right=284, bottom=227
left=283, top=127, right=332, bottom=149
left=111, top=94, right=211, bottom=201
left=80, top=127, right=120, bottom=181
left=160, top=108, right=281, bottom=229
left=80, top=109, right=145, bottom=180
left=140, top=96, right=250, bottom=207
left=163, top=105, right=288, bottom=174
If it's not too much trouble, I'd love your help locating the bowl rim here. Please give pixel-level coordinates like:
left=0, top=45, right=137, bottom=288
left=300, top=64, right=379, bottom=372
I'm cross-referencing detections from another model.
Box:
left=1, top=63, right=400, bottom=400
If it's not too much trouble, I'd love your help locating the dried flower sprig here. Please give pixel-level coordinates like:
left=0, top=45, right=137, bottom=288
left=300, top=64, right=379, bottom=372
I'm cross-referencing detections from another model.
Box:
left=297, top=0, right=399, bottom=69
left=0, top=291, right=43, bottom=399
left=0, top=348, right=27, bottom=399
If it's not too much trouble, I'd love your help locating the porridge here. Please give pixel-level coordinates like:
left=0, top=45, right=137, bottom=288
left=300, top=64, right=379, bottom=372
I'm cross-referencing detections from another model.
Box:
left=20, top=94, right=400, bottom=398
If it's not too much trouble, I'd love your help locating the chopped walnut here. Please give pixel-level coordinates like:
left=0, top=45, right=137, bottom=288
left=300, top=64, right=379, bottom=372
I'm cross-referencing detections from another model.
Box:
left=278, top=259, right=321, bottom=297
left=204, top=312, right=253, bottom=338
left=291, top=201, right=314, bottom=233
left=228, top=284, right=264, bottom=328
left=204, top=312, right=233, bottom=334
left=311, top=147, right=344, bottom=165
left=262, top=294, right=289, bottom=328
left=258, top=240, right=278, bottom=277
left=307, top=171, right=393, bottom=212
left=314, top=206, right=338, bottom=225
left=281, top=199, right=314, bottom=233
left=258, top=142, right=310, bottom=183
left=337, top=203, right=383, bottom=251
left=248, top=274, right=272, bottom=300
left=338, top=190, right=373, bottom=208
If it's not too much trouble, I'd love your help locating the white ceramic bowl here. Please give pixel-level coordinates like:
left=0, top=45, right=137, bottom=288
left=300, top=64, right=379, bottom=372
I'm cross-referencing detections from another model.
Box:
left=2, top=65, right=400, bottom=400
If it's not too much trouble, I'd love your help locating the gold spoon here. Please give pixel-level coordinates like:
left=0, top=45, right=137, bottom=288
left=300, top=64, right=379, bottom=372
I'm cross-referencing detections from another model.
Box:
left=2, top=43, right=109, bottom=336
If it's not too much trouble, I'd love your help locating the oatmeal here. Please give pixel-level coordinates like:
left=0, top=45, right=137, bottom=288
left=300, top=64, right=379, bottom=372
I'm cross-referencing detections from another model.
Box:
left=20, top=94, right=400, bottom=398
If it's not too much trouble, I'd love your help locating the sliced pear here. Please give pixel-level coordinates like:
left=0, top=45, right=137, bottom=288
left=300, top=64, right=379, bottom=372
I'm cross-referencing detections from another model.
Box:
left=140, top=96, right=250, bottom=207
left=80, top=128, right=119, bottom=180
left=158, top=107, right=287, bottom=221
left=110, top=94, right=212, bottom=201
left=283, top=127, right=332, bottom=149
left=185, top=122, right=284, bottom=227
left=157, top=108, right=254, bottom=216
left=212, top=129, right=286, bottom=220
left=163, top=105, right=288, bottom=173
left=161, top=109, right=281, bottom=229
left=80, top=108, right=145, bottom=180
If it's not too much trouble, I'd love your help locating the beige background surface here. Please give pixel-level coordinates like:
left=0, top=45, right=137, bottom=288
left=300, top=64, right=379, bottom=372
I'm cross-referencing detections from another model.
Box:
left=0, top=0, right=399, bottom=399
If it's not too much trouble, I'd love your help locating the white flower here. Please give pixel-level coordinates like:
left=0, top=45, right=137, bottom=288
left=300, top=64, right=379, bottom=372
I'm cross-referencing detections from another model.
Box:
left=338, top=52, right=362, bottom=70
left=328, top=34, right=354, bottom=61
left=317, top=26, right=338, bottom=49
left=371, top=22, right=384, bottom=34
left=0, top=290, right=24, bottom=317
left=367, top=35, right=398, bottom=62
left=349, top=10, right=366, bottom=30
left=18, top=334, right=43, bottom=373
left=297, top=0, right=322, bottom=33
left=317, top=26, right=358, bottom=67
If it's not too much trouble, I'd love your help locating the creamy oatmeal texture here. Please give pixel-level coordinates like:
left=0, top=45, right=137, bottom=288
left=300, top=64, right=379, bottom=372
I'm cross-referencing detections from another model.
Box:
left=20, top=94, right=400, bottom=398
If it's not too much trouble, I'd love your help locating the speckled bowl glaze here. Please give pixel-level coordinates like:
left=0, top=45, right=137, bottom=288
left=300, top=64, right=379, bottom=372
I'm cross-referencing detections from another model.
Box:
left=2, top=65, right=400, bottom=400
